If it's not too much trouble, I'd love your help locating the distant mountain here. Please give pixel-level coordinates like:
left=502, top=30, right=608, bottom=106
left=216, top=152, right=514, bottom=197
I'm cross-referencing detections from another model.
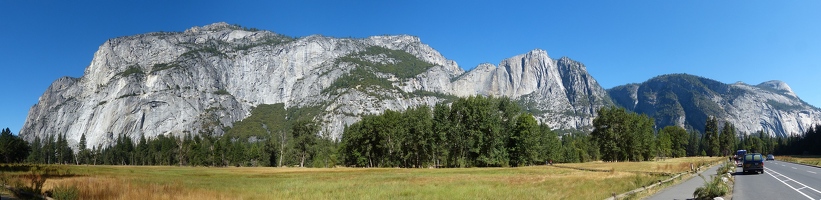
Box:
left=608, top=74, right=821, bottom=137
left=19, top=22, right=610, bottom=148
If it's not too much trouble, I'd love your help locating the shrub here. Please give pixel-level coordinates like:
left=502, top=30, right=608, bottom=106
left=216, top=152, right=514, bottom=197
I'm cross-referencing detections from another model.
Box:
left=50, top=184, right=80, bottom=200
left=214, top=89, right=231, bottom=95
left=117, top=93, right=139, bottom=99
left=693, top=173, right=728, bottom=200
left=4, top=165, right=68, bottom=199
left=150, top=63, right=180, bottom=73
left=117, top=65, right=144, bottom=77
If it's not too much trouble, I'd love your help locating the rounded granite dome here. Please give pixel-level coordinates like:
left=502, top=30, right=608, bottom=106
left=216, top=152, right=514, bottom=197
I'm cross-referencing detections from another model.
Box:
left=757, top=80, right=796, bottom=97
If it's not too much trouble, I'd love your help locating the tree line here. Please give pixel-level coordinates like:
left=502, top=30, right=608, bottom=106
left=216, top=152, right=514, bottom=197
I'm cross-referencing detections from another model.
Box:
left=774, top=124, right=821, bottom=155
left=339, top=96, right=562, bottom=167
left=2, top=97, right=819, bottom=167
left=18, top=121, right=337, bottom=167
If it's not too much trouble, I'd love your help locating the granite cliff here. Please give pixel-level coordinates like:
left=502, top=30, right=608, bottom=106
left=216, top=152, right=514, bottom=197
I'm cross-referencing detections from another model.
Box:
left=608, top=74, right=821, bottom=137
left=20, top=23, right=609, bottom=147
left=21, top=23, right=820, bottom=148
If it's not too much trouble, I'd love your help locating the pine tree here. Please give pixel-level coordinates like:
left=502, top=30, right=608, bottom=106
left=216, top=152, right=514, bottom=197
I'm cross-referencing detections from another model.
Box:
left=27, top=136, right=42, bottom=163
left=657, top=127, right=672, bottom=158
left=686, top=130, right=701, bottom=156
left=0, top=128, right=30, bottom=163
left=539, top=124, right=562, bottom=164
left=292, top=120, right=317, bottom=167
left=704, top=117, right=720, bottom=157
left=509, top=113, right=539, bottom=166
left=719, top=122, right=737, bottom=156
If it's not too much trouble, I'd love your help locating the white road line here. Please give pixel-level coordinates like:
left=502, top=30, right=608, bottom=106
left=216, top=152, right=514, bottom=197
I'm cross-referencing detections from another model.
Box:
left=793, top=167, right=798, bottom=169
left=808, top=171, right=817, bottom=174
left=766, top=167, right=821, bottom=200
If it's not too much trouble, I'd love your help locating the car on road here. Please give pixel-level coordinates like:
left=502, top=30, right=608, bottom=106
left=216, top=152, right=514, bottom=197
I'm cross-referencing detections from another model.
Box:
left=766, top=154, right=775, bottom=160
left=743, top=153, right=764, bottom=174
left=735, top=150, right=747, bottom=166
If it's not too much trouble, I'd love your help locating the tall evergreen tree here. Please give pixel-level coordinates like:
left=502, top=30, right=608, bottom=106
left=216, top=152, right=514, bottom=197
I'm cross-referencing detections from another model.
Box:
left=719, top=122, right=737, bottom=156
left=508, top=113, right=540, bottom=166
left=27, top=136, right=42, bottom=163
left=292, top=120, right=318, bottom=167
left=431, top=102, right=450, bottom=168
left=661, top=126, right=689, bottom=158
left=704, top=117, right=720, bottom=156
left=539, top=124, right=562, bottom=164
left=656, top=127, right=672, bottom=158
left=77, top=133, right=91, bottom=164
left=686, top=130, right=701, bottom=156
left=0, top=128, right=30, bottom=163
left=591, top=106, right=655, bottom=162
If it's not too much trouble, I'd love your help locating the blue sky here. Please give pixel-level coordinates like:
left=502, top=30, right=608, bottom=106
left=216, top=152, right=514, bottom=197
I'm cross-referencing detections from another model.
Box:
left=1, top=1, right=820, bottom=134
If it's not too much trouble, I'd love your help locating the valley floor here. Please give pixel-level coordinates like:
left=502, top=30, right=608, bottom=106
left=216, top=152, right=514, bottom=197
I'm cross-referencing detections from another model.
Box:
left=4, top=157, right=722, bottom=200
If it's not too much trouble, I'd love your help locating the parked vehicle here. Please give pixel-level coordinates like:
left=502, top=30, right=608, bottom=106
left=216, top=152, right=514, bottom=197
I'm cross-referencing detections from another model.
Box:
left=743, top=153, right=764, bottom=174
left=766, top=154, right=775, bottom=161
left=735, top=150, right=747, bottom=166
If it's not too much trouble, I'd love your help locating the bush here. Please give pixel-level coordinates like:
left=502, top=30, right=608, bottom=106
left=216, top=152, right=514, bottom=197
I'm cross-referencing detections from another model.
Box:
left=214, top=89, right=231, bottom=95
left=117, top=65, right=144, bottom=77
left=50, top=184, right=80, bottom=200
left=693, top=173, right=728, bottom=200
left=717, top=161, right=735, bottom=175
left=150, top=63, right=180, bottom=73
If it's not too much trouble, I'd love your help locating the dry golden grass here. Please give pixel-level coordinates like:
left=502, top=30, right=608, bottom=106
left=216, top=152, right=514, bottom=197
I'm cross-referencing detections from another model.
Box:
left=779, top=155, right=821, bottom=167
left=555, top=157, right=724, bottom=174
left=0, top=157, right=723, bottom=200
left=45, top=177, right=231, bottom=200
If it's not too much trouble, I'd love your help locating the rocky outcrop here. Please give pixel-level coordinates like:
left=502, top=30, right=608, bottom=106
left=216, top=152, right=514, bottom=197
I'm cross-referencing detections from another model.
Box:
left=450, top=50, right=612, bottom=130
left=608, top=74, right=821, bottom=137
left=21, top=23, right=607, bottom=148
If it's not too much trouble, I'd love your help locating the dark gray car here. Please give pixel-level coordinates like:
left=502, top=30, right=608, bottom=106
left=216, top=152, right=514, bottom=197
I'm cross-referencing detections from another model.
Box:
left=743, top=153, right=764, bottom=174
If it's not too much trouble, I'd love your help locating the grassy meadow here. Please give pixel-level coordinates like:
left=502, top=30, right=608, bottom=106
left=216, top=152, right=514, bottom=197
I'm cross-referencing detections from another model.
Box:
left=1, top=157, right=723, bottom=200
left=779, top=155, right=821, bottom=167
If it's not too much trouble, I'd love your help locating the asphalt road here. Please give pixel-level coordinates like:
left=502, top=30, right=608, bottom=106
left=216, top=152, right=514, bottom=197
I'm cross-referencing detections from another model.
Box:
left=733, top=160, right=821, bottom=200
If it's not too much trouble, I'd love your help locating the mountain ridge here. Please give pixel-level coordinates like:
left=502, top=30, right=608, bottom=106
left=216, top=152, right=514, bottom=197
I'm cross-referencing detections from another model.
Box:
left=19, top=22, right=821, bottom=148
left=608, top=73, right=821, bottom=137
left=20, top=23, right=609, bottom=148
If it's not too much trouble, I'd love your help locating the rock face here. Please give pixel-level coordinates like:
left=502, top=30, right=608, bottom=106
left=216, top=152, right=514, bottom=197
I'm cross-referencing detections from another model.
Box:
left=450, top=50, right=612, bottom=130
left=608, top=74, right=821, bottom=137
left=20, top=22, right=609, bottom=148
left=21, top=23, right=819, bottom=148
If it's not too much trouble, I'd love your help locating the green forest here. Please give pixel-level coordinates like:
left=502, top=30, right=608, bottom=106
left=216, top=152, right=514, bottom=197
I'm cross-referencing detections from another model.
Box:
left=2, top=96, right=821, bottom=167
